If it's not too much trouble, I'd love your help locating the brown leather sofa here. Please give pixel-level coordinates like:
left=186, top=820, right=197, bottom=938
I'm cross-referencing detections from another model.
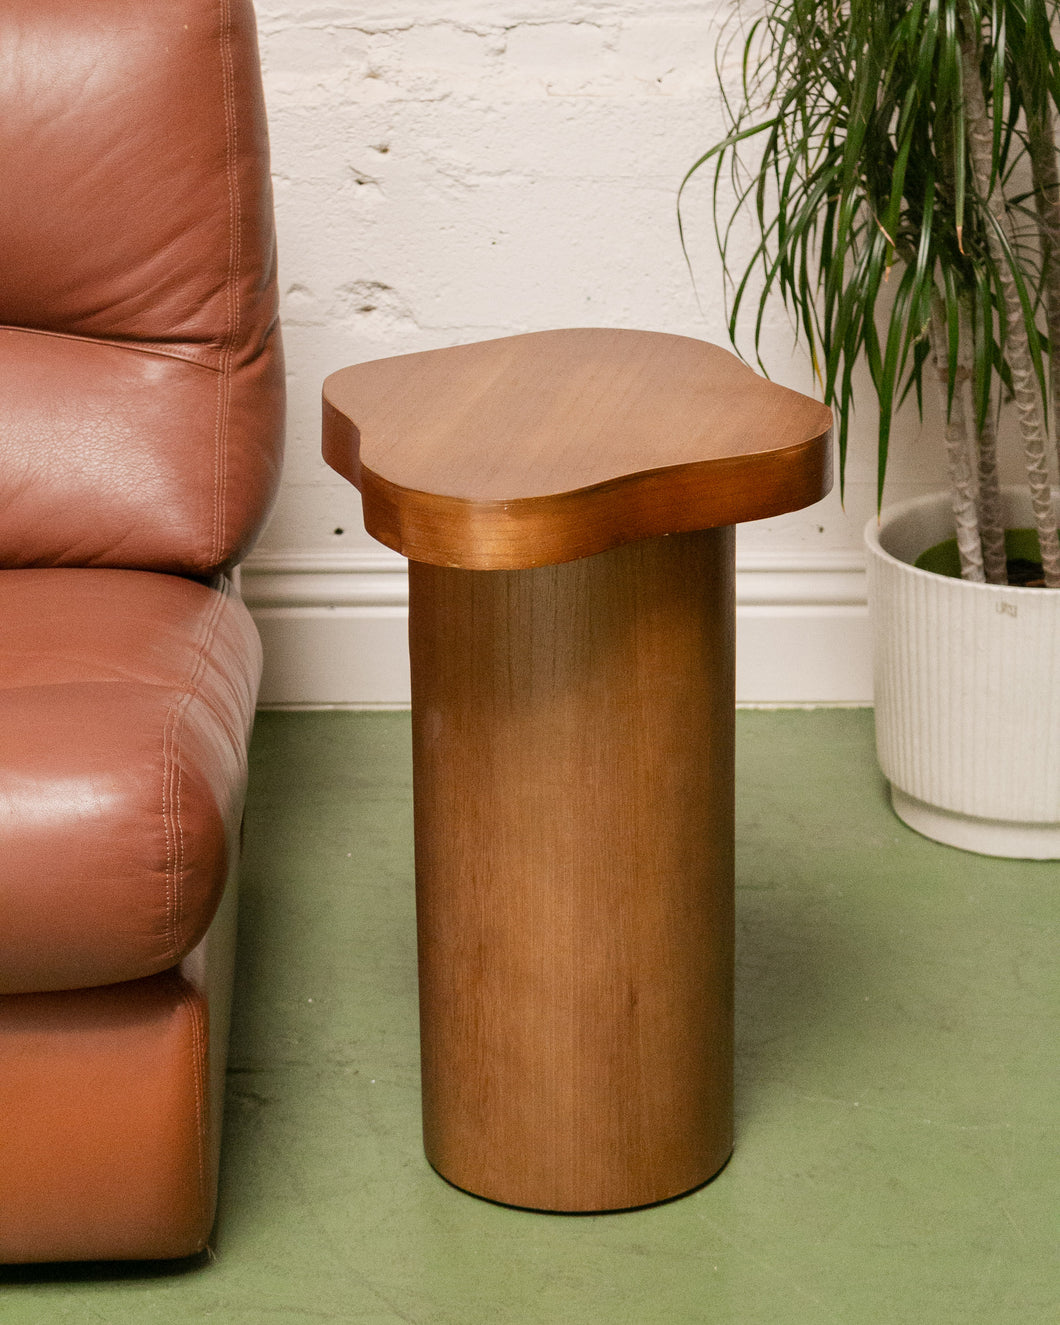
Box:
left=0, top=0, right=284, bottom=1262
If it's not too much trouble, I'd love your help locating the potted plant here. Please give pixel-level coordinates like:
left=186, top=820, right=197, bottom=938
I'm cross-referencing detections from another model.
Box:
left=681, top=0, right=1060, bottom=856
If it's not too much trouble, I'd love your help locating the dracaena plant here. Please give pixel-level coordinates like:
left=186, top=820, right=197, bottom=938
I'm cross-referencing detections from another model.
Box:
left=681, top=0, right=1060, bottom=586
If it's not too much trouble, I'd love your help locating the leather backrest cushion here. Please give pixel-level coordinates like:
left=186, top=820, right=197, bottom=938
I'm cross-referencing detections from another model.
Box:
left=0, top=0, right=284, bottom=574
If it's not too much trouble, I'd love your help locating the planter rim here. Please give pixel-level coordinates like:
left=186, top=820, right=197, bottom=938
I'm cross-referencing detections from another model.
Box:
left=864, top=489, right=1060, bottom=596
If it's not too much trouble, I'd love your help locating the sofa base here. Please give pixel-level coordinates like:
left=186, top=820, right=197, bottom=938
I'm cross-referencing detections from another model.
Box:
left=0, top=876, right=237, bottom=1264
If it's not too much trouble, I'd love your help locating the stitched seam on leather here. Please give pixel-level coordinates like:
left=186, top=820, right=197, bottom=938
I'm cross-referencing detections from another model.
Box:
left=161, top=702, right=177, bottom=969
left=160, top=666, right=187, bottom=968
left=178, top=980, right=210, bottom=1236
left=162, top=582, right=229, bottom=963
left=213, top=0, right=241, bottom=567
left=162, top=690, right=191, bottom=965
left=211, top=374, right=227, bottom=570
left=0, top=324, right=223, bottom=371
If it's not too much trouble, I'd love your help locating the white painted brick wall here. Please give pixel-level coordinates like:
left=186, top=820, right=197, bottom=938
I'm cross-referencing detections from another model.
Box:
left=246, top=0, right=1006, bottom=703
left=252, top=0, right=1007, bottom=556
left=259, top=2, right=842, bottom=551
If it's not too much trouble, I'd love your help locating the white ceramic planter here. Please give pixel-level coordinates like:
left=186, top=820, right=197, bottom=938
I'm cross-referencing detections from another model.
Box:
left=865, top=489, right=1060, bottom=858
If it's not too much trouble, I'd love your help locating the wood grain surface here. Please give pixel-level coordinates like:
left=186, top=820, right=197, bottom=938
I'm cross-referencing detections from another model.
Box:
left=323, top=328, right=833, bottom=569
left=409, top=531, right=735, bottom=1211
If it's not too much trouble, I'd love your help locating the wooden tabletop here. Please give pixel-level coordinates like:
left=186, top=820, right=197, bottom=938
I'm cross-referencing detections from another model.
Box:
left=323, top=328, right=833, bottom=569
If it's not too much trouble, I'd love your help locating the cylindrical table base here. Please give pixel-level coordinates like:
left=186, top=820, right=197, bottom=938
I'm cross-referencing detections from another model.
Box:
left=408, top=529, right=735, bottom=1212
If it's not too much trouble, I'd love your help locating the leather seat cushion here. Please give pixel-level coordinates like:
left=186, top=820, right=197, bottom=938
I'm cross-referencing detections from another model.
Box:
left=0, top=970, right=215, bottom=1262
left=0, top=568, right=260, bottom=994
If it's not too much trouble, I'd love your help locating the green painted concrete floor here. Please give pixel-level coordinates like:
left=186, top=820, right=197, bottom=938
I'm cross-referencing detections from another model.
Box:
left=2, top=710, right=1057, bottom=1323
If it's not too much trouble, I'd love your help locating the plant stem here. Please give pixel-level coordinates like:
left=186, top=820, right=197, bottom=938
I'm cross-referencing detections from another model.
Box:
left=960, top=12, right=1060, bottom=586
left=975, top=405, right=1008, bottom=582
left=1027, top=101, right=1060, bottom=486
left=930, top=304, right=985, bottom=581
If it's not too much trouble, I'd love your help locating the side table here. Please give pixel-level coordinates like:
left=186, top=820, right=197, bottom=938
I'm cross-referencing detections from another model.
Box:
left=323, top=328, right=832, bottom=1212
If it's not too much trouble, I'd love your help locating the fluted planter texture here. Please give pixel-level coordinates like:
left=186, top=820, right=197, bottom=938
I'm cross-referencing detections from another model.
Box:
left=866, top=488, right=1060, bottom=858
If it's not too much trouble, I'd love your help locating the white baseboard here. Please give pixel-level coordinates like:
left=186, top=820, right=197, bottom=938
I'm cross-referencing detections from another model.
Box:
left=242, top=549, right=872, bottom=708
left=734, top=552, right=871, bottom=705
